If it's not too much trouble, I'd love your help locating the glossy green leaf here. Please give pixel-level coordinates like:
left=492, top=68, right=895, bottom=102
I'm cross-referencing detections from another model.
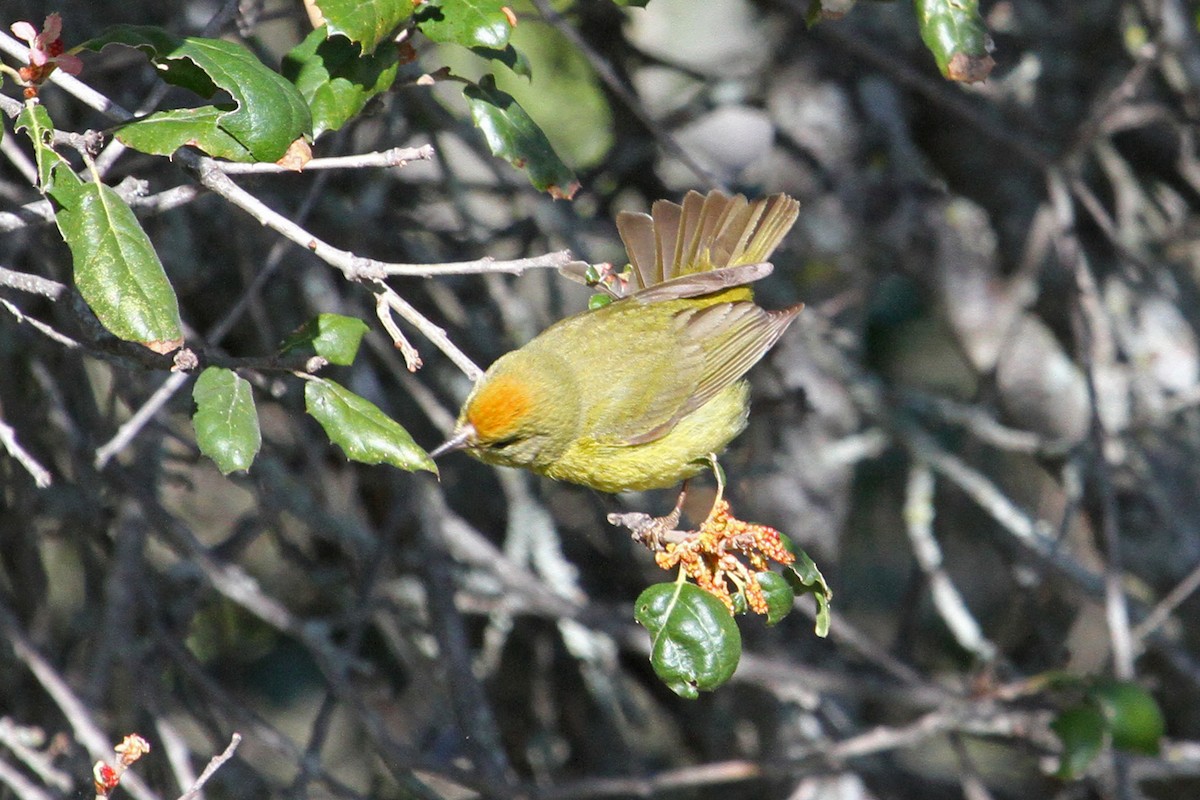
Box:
left=462, top=75, right=578, bottom=198
left=114, top=107, right=255, bottom=162
left=1051, top=703, right=1106, bottom=780
left=305, top=378, right=436, bottom=473
left=1092, top=680, right=1164, bottom=756
left=416, top=0, right=511, bottom=49
left=282, top=27, right=401, bottom=138
left=280, top=313, right=370, bottom=366
left=82, top=27, right=312, bottom=162
left=193, top=367, right=261, bottom=474
left=914, top=0, right=995, bottom=83
left=757, top=572, right=796, bottom=626
left=634, top=582, right=741, bottom=698
left=48, top=176, right=184, bottom=353
left=312, top=0, right=415, bottom=54
left=783, top=541, right=832, bottom=637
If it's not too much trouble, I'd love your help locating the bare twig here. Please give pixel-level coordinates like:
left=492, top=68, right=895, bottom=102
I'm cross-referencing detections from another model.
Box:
left=177, top=734, right=241, bottom=800
left=0, top=413, right=52, bottom=487
left=903, top=461, right=998, bottom=662
left=215, top=146, right=435, bottom=173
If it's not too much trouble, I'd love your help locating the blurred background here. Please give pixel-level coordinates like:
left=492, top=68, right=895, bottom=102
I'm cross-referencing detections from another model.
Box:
left=2, top=0, right=1200, bottom=798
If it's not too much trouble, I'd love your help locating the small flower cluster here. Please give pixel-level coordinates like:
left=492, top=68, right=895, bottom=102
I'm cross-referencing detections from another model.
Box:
left=654, top=500, right=794, bottom=614
left=10, top=14, right=83, bottom=97
left=93, top=734, right=150, bottom=799
left=611, top=498, right=795, bottom=615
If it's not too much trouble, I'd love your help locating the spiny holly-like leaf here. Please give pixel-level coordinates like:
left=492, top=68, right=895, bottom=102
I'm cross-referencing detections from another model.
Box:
left=305, top=378, right=436, bottom=473
left=283, top=27, right=401, bottom=138
left=81, top=27, right=312, bottom=162
left=280, top=313, right=370, bottom=365
left=1091, top=680, right=1164, bottom=756
left=312, top=0, right=415, bottom=54
left=48, top=174, right=183, bottom=354
left=416, top=0, right=512, bottom=49
left=193, top=367, right=261, bottom=474
left=757, top=571, right=796, bottom=626
left=914, top=0, right=995, bottom=83
left=635, top=582, right=741, bottom=698
left=463, top=75, right=578, bottom=198
left=1052, top=703, right=1106, bottom=780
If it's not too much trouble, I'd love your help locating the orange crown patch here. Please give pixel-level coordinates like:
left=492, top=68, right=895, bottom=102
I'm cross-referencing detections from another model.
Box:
left=466, top=372, right=532, bottom=442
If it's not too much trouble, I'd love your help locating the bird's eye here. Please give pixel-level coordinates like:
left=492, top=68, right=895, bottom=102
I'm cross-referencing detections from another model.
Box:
left=486, top=433, right=524, bottom=450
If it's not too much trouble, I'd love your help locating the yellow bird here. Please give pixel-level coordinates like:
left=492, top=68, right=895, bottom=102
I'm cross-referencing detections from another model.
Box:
left=433, top=189, right=802, bottom=493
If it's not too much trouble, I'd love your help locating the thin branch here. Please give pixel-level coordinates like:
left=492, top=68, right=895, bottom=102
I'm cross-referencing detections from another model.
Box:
left=0, top=718, right=72, bottom=792
left=0, top=607, right=162, bottom=800
left=94, top=372, right=189, bottom=470
left=904, top=460, right=998, bottom=662
left=0, top=266, right=67, bottom=299
left=216, top=146, right=435, bottom=173
left=177, top=734, right=241, bottom=800
left=375, top=283, right=482, bottom=380
left=0, top=413, right=52, bottom=488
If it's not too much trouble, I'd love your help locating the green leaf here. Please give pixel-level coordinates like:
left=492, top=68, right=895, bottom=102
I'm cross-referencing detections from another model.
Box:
left=48, top=176, right=184, bottom=353
left=1051, top=703, right=1106, bottom=780
left=193, top=367, right=261, bottom=474
left=82, top=27, right=312, bottom=162
left=783, top=541, right=833, bottom=637
left=305, top=378, right=436, bottom=473
left=14, top=103, right=66, bottom=188
left=280, top=313, right=370, bottom=366
left=634, top=582, right=741, bottom=698
left=612, top=0, right=650, bottom=6
left=416, top=0, right=512, bottom=49
left=312, top=0, right=416, bottom=54
left=114, top=107, right=255, bottom=162
left=462, top=75, right=578, bottom=198
left=914, top=0, right=995, bottom=83
left=282, top=27, right=401, bottom=138
left=757, top=572, right=796, bottom=626
left=1091, top=680, right=1164, bottom=756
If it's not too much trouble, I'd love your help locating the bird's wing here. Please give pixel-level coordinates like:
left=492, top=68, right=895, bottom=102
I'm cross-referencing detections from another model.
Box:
left=617, top=301, right=802, bottom=445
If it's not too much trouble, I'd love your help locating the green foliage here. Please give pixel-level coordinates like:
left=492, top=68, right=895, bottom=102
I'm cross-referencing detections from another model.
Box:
left=311, top=0, right=416, bottom=54
left=493, top=22, right=613, bottom=169
left=415, top=0, right=512, bottom=49
left=280, top=314, right=371, bottom=366
left=1092, top=680, right=1165, bottom=756
left=782, top=537, right=833, bottom=637
left=47, top=167, right=184, bottom=353
left=81, top=27, right=312, bottom=162
left=463, top=75, right=579, bottom=199
left=305, top=378, right=437, bottom=473
left=635, top=581, right=742, bottom=698
left=1051, top=678, right=1165, bottom=778
left=283, top=27, right=401, bottom=138
left=1052, top=703, right=1106, bottom=780
left=193, top=367, right=262, bottom=474
left=914, top=0, right=994, bottom=82
left=756, top=571, right=795, bottom=626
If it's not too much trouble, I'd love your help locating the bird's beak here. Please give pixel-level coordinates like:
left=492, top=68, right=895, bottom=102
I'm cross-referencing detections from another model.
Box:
left=430, top=424, right=476, bottom=459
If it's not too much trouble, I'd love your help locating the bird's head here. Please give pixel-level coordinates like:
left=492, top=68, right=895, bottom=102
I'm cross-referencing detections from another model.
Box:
left=431, top=349, right=579, bottom=470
